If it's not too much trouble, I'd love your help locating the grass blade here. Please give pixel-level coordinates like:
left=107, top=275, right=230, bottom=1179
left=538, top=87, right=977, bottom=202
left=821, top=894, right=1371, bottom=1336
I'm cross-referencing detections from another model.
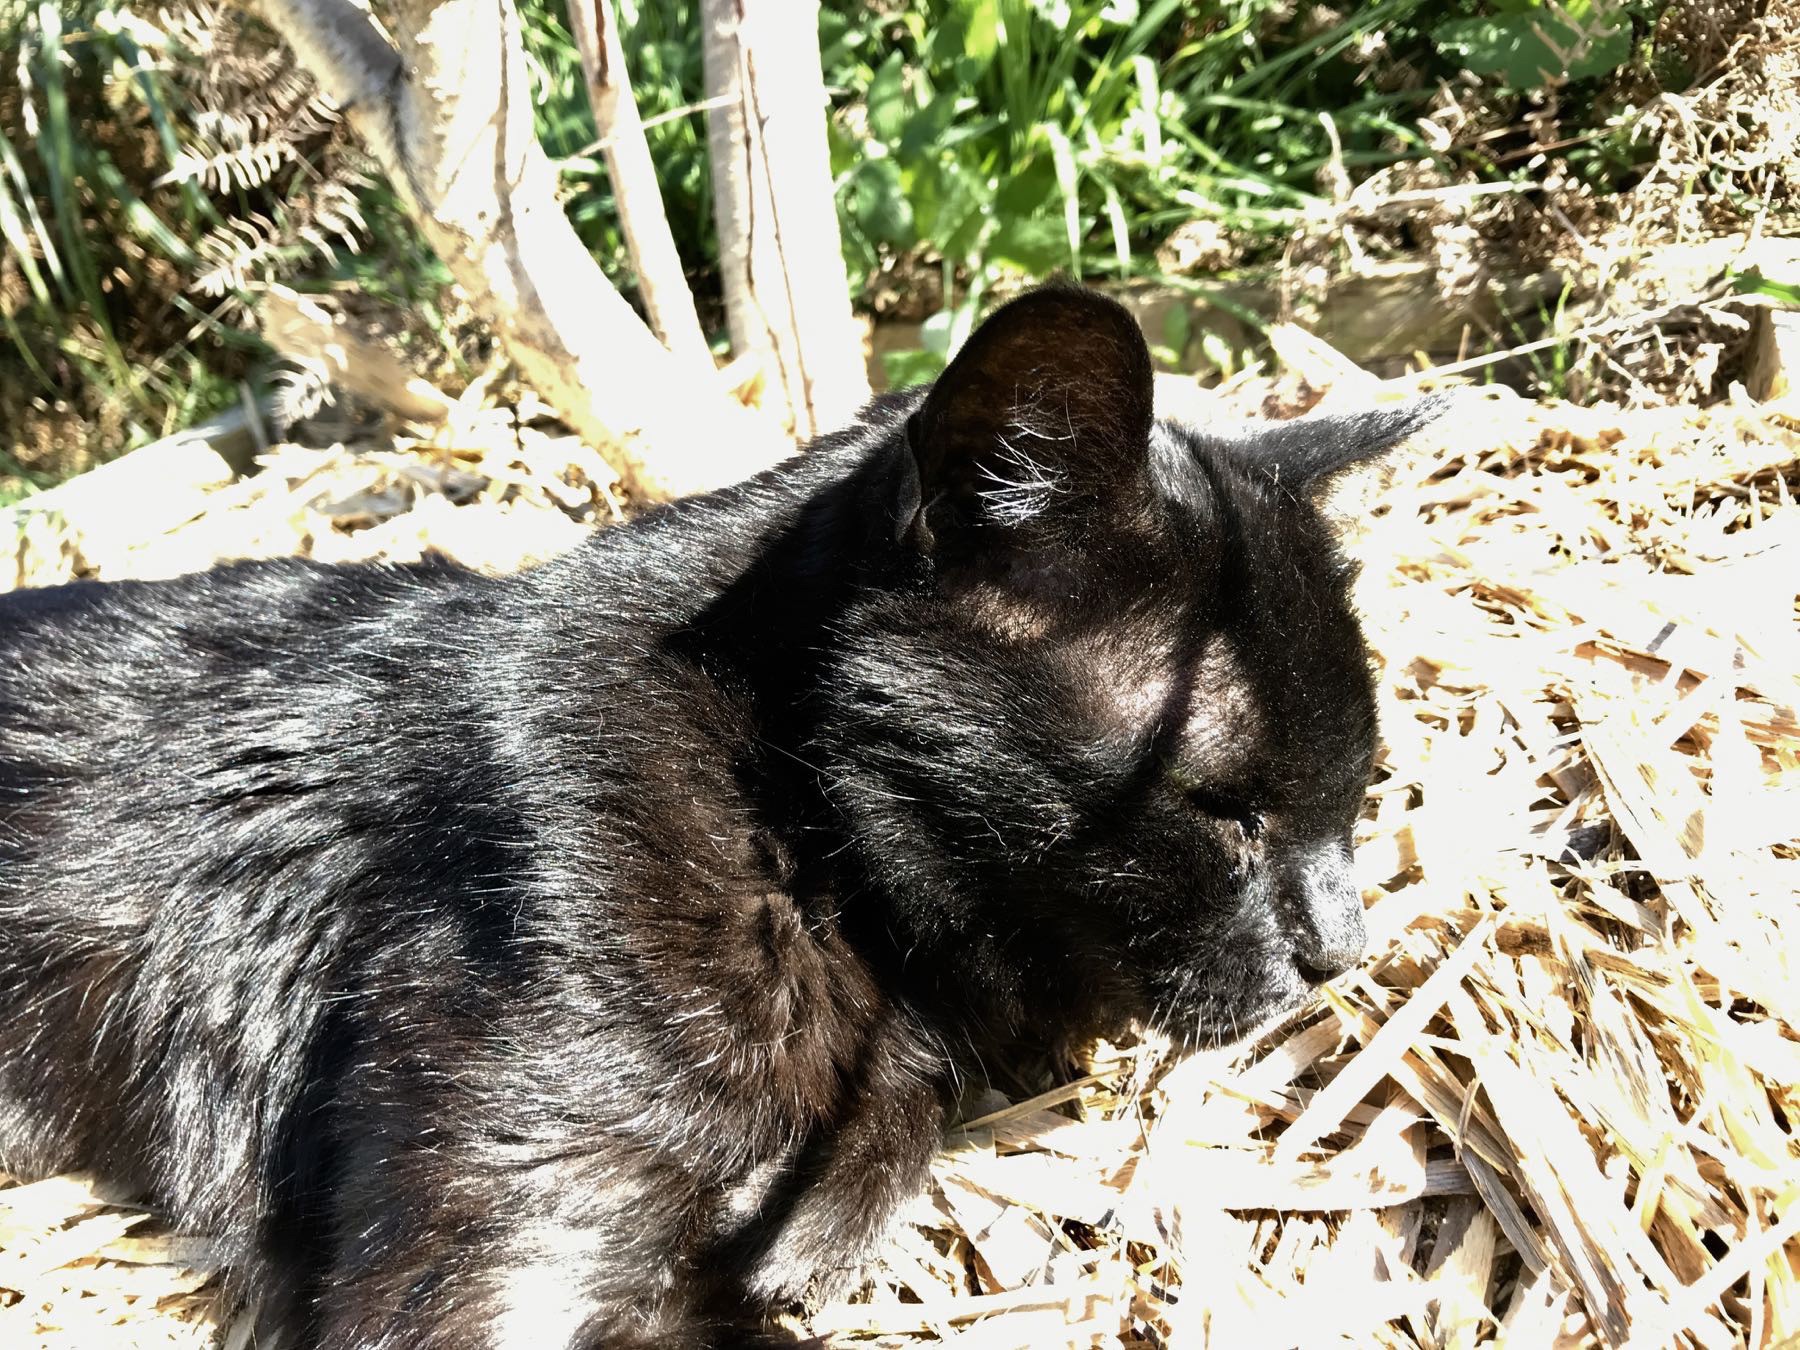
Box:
left=0, top=126, right=68, bottom=301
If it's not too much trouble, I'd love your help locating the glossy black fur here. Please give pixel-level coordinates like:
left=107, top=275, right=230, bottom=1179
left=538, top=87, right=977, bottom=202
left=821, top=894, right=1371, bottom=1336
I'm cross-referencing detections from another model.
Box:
left=0, top=289, right=1445, bottom=1347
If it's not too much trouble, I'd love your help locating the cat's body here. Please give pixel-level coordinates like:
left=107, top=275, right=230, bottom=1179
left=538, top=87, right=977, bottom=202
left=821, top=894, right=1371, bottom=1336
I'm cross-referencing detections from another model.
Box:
left=0, top=290, right=1443, bottom=1347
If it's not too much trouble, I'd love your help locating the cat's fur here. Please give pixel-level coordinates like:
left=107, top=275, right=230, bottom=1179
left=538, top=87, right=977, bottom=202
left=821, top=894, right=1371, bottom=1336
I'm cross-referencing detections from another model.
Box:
left=0, top=289, right=1444, bottom=1348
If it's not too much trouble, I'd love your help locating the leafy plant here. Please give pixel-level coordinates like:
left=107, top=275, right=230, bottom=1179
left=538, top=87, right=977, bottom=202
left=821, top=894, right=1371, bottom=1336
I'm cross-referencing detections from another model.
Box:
left=830, top=0, right=1448, bottom=375
left=0, top=0, right=1718, bottom=482
left=0, top=0, right=379, bottom=477
left=831, top=0, right=1204, bottom=295
left=1433, top=0, right=1633, bottom=89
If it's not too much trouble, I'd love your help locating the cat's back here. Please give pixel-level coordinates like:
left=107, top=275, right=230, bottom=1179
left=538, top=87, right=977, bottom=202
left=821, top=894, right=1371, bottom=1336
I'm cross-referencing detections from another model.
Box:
left=0, top=431, right=889, bottom=1263
left=0, top=555, right=530, bottom=1186
left=0, top=556, right=504, bottom=854
left=0, top=476, right=813, bottom=1187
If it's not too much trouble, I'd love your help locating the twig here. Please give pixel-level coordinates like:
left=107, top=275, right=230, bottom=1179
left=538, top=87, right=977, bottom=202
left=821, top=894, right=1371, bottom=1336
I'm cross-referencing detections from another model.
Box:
left=564, top=94, right=736, bottom=159
left=1423, top=291, right=1745, bottom=379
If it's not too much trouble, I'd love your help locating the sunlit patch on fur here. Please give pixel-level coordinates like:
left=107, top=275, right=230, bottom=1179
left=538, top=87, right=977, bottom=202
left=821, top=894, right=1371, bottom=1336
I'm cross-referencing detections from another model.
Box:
left=1068, top=632, right=1176, bottom=736
left=719, top=1154, right=788, bottom=1224
left=492, top=1223, right=606, bottom=1350
left=960, top=585, right=1060, bottom=641
left=1179, top=639, right=1264, bottom=771
left=1111, top=668, right=1173, bottom=726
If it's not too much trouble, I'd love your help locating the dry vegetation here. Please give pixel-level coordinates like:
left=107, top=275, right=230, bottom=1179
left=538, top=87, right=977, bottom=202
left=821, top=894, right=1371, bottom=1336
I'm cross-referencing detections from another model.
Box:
left=1, top=339, right=1798, bottom=1346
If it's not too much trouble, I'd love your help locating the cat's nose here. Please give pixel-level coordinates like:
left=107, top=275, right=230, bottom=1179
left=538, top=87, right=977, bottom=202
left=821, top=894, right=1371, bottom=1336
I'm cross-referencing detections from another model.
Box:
left=1285, top=841, right=1367, bottom=984
left=1295, top=920, right=1365, bottom=984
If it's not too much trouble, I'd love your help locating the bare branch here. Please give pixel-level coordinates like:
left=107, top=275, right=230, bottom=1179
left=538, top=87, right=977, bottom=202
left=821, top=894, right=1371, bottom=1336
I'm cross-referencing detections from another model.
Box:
left=566, top=0, right=714, bottom=373
left=254, top=0, right=789, bottom=501
left=703, top=0, right=868, bottom=440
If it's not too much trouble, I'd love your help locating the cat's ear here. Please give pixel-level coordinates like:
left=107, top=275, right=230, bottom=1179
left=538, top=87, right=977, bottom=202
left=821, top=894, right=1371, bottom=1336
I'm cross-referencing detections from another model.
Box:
left=902, top=287, right=1154, bottom=545
left=1228, top=393, right=1455, bottom=490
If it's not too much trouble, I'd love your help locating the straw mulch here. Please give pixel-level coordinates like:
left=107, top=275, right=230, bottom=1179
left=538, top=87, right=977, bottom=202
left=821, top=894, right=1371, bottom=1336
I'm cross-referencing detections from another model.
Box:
left=1, top=361, right=1796, bottom=1348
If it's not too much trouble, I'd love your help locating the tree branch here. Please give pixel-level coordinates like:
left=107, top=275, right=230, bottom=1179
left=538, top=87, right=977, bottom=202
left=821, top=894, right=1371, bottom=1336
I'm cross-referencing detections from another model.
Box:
left=702, top=0, right=868, bottom=441
left=255, top=0, right=789, bottom=501
left=566, top=0, right=713, bottom=373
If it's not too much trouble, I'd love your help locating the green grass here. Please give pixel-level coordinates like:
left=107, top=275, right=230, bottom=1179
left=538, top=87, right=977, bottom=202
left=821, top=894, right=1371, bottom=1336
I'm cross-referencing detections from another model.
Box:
left=1, top=0, right=249, bottom=474
left=3, top=0, right=1691, bottom=480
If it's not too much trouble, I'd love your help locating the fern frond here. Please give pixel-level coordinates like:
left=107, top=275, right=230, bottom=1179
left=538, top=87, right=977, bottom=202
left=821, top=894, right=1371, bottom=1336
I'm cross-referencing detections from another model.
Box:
left=145, top=0, right=378, bottom=328
left=270, top=355, right=335, bottom=433
left=307, top=179, right=366, bottom=254
left=192, top=212, right=285, bottom=296
left=159, top=139, right=294, bottom=192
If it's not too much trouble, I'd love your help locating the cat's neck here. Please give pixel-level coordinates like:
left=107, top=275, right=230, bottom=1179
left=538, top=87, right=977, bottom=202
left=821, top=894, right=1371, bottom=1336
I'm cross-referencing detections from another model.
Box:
left=520, top=418, right=1065, bottom=1073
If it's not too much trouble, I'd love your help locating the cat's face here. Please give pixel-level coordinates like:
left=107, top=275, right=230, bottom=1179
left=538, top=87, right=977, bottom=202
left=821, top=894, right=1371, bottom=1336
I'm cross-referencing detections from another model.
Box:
left=821, top=289, right=1446, bottom=1049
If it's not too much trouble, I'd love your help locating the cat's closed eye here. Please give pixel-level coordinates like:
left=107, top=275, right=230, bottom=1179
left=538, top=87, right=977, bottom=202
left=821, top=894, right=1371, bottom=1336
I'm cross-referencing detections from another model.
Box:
left=1166, top=770, right=1266, bottom=880
left=1183, top=787, right=1263, bottom=838
left=1164, top=762, right=1261, bottom=831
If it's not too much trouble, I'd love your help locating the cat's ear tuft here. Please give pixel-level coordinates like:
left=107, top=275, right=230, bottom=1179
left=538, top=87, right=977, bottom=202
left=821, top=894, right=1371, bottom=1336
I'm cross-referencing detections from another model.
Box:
left=1232, top=392, right=1457, bottom=490
left=905, top=287, right=1154, bottom=537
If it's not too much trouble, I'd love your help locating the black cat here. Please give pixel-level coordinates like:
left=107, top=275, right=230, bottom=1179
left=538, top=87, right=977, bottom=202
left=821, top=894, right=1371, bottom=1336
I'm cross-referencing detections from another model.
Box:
left=0, top=288, right=1444, bottom=1347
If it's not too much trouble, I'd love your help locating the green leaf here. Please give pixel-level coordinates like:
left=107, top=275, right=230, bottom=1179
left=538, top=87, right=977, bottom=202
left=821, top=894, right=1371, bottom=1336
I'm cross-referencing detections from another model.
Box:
left=940, top=193, right=992, bottom=266
left=921, top=306, right=956, bottom=357
left=0, top=134, right=53, bottom=308
left=920, top=296, right=984, bottom=360
left=898, top=89, right=966, bottom=160
left=845, top=157, right=916, bottom=249
left=93, top=156, right=196, bottom=266
left=1100, top=178, right=1129, bottom=274
left=987, top=213, right=1067, bottom=274
left=827, top=117, right=860, bottom=178
left=1433, top=6, right=1632, bottom=89
left=1042, top=121, right=1082, bottom=271
left=1729, top=268, right=1800, bottom=308
left=882, top=346, right=947, bottom=389
left=911, top=156, right=989, bottom=261
left=993, top=155, right=1057, bottom=220
left=1199, top=329, right=1239, bottom=379
left=1151, top=304, right=1191, bottom=368
left=868, top=50, right=910, bottom=145
left=1132, top=54, right=1163, bottom=164
left=937, top=114, right=1005, bottom=154
left=33, top=1, right=126, bottom=370
left=929, top=0, right=999, bottom=73
left=962, top=0, right=1000, bottom=68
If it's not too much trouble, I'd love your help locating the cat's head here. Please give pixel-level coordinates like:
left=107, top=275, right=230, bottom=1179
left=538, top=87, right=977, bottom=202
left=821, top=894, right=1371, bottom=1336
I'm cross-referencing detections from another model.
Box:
left=819, top=287, right=1447, bottom=1050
